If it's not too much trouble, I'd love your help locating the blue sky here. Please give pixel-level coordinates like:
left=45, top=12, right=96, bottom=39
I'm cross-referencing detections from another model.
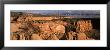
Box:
left=11, top=10, right=100, bottom=14
left=11, top=10, right=100, bottom=18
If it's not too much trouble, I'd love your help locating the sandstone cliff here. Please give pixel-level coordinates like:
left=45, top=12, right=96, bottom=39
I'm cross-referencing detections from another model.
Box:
left=10, top=14, right=100, bottom=40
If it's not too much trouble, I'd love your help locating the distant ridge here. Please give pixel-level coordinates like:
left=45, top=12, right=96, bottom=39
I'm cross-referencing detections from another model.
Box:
left=11, top=10, right=100, bottom=18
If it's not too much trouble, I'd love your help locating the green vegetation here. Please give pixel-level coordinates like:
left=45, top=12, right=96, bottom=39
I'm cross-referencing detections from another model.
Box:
left=62, top=18, right=80, bottom=23
left=65, top=25, right=76, bottom=33
left=34, top=20, right=50, bottom=23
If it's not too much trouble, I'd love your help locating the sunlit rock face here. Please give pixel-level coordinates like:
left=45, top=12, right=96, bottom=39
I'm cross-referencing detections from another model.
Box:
left=76, top=20, right=93, bottom=33
left=10, top=12, right=100, bottom=40
left=77, top=33, right=87, bottom=40
left=31, top=34, right=43, bottom=40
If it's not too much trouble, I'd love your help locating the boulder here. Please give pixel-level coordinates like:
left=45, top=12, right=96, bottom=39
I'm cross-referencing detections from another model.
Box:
left=55, top=24, right=65, bottom=34
left=31, top=34, right=43, bottom=40
left=47, top=34, right=59, bottom=40
left=77, top=33, right=87, bottom=40
left=66, top=32, right=73, bottom=40
left=19, top=33, right=25, bottom=40
left=76, top=20, right=92, bottom=33
left=66, top=31, right=77, bottom=40
left=10, top=33, right=19, bottom=40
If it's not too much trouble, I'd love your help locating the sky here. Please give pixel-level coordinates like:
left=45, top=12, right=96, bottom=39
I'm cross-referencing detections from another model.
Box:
left=11, top=10, right=100, bottom=14
left=11, top=10, right=100, bottom=18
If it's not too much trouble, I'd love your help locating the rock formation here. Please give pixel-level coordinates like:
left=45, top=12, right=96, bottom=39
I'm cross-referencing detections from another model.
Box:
left=10, top=12, right=100, bottom=40
left=31, top=34, right=43, bottom=40
left=76, top=20, right=92, bottom=33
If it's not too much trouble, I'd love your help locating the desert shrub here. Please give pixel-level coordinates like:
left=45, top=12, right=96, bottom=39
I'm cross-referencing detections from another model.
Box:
left=65, top=25, right=76, bottom=32
left=33, top=26, right=41, bottom=34
left=62, top=18, right=80, bottom=23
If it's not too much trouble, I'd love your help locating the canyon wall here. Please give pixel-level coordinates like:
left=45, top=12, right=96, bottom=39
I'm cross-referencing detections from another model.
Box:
left=76, top=20, right=92, bottom=33
left=10, top=16, right=100, bottom=40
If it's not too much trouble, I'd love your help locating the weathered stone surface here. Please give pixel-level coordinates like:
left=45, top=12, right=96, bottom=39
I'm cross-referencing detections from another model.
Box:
left=33, top=22, right=65, bottom=34
left=19, top=33, right=25, bottom=40
left=86, top=37, right=95, bottom=40
left=10, top=33, right=16, bottom=40
left=66, top=32, right=73, bottom=40
left=39, top=23, right=52, bottom=34
left=55, top=24, right=65, bottom=33
left=77, top=33, right=87, bottom=40
left=66, top=31, right=77, bottom=40
left=47, top=34, right=59, bottom=40
left=31, top=34, right=43, bottom=40
left=10, top=13, right=99, bottom=40
left=10, top=23, right=22, bottom=32
left=10, top=33, right=19, bottom=40
left=76, top=20, right=92, bottom=33
left=39, top=33, right=50, bottom=40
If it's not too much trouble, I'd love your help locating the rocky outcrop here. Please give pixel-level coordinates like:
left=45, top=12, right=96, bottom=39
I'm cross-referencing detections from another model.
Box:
left=10, top=13, right=100, bottom=40
left=31, top=34, right=43, bottom=40
left=76, top=20, right=92, bottom=33
left=33, top=22, right=65, bottom=34
left=10, top=33, right=20, bottom=40
left=77, top=33, right=87, bottom=40
left=47, top=34, right=59, bottom=40
left=19, top=32, right=25, bottom=40
left=66, top=31, right=77, bottom=40
left=11, top=23, right=22, bottom=32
